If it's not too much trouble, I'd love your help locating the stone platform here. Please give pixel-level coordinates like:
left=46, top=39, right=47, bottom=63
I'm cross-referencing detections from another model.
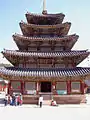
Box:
left=22, top=94, right=86, bottom=104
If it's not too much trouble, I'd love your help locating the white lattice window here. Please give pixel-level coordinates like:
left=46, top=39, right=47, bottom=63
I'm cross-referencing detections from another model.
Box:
left=25, top=82, right=36, bottom=95
left=56, top=82, right=67, bottom=95
left=11, top=82, right=21, bottom=90
left=71, top=82, right=80, bottom=93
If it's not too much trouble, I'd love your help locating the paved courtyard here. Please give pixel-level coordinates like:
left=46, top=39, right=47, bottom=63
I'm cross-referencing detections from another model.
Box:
left=0, top=94, right=90, bottom=120
left=0, top=104, right=90, bottom=120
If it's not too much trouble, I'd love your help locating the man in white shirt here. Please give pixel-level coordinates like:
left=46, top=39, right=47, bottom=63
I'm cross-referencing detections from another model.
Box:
left=39, top=95, right=43, bottom=108
left=4, top=94, right=8, bottom=106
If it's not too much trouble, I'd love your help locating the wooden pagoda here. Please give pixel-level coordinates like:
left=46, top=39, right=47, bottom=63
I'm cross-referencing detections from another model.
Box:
left=0, top=4, right=90, bottom=104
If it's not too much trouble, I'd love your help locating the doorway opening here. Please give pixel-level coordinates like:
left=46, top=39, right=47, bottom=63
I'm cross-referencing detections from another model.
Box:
left=41, top=82, right=51, bottom=92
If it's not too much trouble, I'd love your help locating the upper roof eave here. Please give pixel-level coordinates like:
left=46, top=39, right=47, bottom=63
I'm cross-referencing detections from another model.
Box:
left=2, top=50, right=90, bottom=67
left=2, top=49, right=90, bottom=58
left=19, top=21, right=71, bottom=36
left=25, top=12, right=65, bottom=24
left=13, top=33, right=79, bottom=42
left=13, top=33, right=78, bottom=50
left=25, top=12, right=65, bottom=18
left=20, top=21, right=71, bottom=29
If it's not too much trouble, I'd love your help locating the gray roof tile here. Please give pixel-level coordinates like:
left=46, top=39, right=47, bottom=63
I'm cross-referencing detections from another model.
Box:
left=2, top=50, right=90, bottom=57
left=0, top=67, right=90, bottom=78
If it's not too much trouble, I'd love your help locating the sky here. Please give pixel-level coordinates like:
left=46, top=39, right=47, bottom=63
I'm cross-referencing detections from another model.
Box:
left=0, top=0, right=90, bottom=66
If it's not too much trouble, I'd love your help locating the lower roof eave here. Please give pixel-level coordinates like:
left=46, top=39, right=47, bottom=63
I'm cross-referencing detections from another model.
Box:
left=0, top=67, right=90, bottom=81
left=0, top=74, right=90, bottom=82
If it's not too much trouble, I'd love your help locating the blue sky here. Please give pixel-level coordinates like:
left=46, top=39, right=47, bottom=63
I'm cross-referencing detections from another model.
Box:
left=0, top=0, right=90, bottom=66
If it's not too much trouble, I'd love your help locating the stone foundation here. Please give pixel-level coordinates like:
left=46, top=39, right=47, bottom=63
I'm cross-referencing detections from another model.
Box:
left=22, top=95, right=39, bottom=104
left=22, top=94, right=86, bottom=104
left=53, top=95, right=86, bottom=104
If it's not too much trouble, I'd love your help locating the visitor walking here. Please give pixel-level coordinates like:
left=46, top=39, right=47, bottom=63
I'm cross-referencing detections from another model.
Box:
left=4, top=94, right=8, bottom=106
left=20, top=93, right=23, bottom=105
left=12, top=95, right=16, bottom=106
left=10, top=95, right=12, bottom=105
left=39, top=95, right=43, bottom=108
left=17, top=95, right=21, bottom=105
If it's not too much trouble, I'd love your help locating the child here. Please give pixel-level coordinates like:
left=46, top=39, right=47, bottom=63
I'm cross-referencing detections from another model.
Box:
left=51, top=99, right=58, bottom=106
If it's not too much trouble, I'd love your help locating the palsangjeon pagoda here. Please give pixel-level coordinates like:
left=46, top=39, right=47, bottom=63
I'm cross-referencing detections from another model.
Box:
left=0, top=0, right=90, bottom=104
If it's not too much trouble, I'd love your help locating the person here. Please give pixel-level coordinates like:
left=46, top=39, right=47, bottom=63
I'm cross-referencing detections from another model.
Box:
left=12, top=95, right=16, bottom=106
left=4, top=94, right=8, bottom=106
left=10, top=95, right=13, bottom=105
left=51, top=99, right=58, bottom=106
left=17, top=95, right=20, bottom=105
left=39, top=95, right=43, bottom=108
left=20, top=93, right=23, bottom=105
left=7, top=94, right=10, bottom=104
left=15, top=95, right=17, bottom=106
left=17, top=95, right=22, bottom=105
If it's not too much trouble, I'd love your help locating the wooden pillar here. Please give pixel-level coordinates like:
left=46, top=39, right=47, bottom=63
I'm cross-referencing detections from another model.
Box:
left=80, top=81, right=84, bottom=94
left=67, top=81, right=71, bottom=94
left=8, top=81, right=13, bottom=95
left=36, top=82, right=39, bottom=95
left=4, top=84, right=8, bottom=94
left=52, top=81, right=56, bottom=95
left=21, top=81, right=25, bottom=94
left=8, top=81, right=11, bottom=94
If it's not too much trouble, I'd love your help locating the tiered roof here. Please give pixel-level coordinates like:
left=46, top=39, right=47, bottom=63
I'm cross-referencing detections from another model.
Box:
left=2, top=49, right=90, bottom=66
left=13, top=34, right=79, bottom=50
left=0, top=10, right=90, bottom=81
left=2, top=49, right=89, bottom=58
left=20, top=21, right=71, bottom=36
left=25, top=12, right=65, bottom=24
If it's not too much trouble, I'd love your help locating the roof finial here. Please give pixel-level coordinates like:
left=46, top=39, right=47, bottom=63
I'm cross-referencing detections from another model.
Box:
left=42, top=0, right=47, bottom=14
left=43, top=0, right=46, bottom=11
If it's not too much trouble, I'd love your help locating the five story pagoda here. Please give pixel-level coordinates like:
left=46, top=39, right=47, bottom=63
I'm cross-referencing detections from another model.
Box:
left=0, top=0, right=90, bottom=104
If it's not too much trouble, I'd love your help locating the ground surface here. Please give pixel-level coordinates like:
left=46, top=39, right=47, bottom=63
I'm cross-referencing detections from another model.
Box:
left=0, top=104, right=90, bottom=120
left=0, top=94, right=90, bottom=120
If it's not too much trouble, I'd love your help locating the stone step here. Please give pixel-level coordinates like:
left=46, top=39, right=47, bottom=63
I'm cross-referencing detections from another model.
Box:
left=43, top=100, right=51, bottom=105
left=42, top=95, right=52, bottom=100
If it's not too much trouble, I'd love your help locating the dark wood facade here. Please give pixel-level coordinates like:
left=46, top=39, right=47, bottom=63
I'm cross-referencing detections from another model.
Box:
left=0, top=10, right=90, bottom=104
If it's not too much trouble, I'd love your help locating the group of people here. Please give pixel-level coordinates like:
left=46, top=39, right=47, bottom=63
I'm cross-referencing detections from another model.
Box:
left=4, top=94, right=57, bottom=107
left=4, top=93, right=23, bottom=106
left=38, top=95, right=58, bottom=108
